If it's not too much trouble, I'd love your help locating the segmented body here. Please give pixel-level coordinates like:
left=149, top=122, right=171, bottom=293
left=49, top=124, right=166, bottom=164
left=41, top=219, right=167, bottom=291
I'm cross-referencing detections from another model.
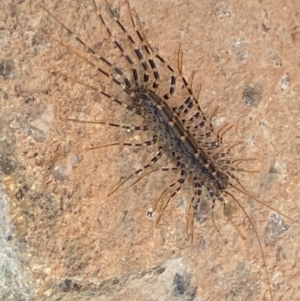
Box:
left=133, top=87, right=229, bottom=193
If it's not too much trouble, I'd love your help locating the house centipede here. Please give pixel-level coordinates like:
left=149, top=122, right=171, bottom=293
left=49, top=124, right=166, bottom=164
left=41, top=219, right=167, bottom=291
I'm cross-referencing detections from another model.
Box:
left=42, top=1, right=299, bottom=300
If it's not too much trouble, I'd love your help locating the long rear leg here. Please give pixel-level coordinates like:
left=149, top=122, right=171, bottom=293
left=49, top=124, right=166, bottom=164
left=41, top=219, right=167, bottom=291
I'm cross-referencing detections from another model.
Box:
left=153, top=169, right=186, bottom=225
left=92, top=0, right=151, bottom=89
left=42, top=5, right=135, bottom=94
left=55, top=72, right=143, bottom=117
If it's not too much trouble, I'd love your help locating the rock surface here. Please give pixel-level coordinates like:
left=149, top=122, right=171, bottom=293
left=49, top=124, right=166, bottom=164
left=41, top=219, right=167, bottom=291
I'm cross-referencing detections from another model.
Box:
left=1, top=0, right=300, bottom=300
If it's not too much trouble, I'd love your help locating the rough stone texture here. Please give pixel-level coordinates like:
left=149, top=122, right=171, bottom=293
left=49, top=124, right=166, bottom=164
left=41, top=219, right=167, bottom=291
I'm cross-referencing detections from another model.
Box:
left=1, top=0, right=300, bottom=301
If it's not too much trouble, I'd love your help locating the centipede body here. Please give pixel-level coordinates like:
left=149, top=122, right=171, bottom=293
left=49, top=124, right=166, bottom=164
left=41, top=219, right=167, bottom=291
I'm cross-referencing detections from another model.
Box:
left=37, top=0, right=300, bottom=300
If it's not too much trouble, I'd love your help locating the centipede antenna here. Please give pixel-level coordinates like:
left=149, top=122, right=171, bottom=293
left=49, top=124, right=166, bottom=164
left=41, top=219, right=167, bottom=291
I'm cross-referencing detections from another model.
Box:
left=211, top=208, right=222, bottom=237
left=229, top=219, right=246, bottom=240
left=224, top=190, right=273, bottom=301
left=229, top=182, right=300, bottom=225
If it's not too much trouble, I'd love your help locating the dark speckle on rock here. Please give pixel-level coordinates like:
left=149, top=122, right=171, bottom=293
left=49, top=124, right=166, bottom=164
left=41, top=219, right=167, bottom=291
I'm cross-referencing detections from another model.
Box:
left=59, top=279, right=72, bottom=292
left=269, top=165, right=278, bottom=173
left=0, top=156, right=16, bottom=175
left=156, top=267, right=166, bottom=274
left=59, top=278, right=81, bottom=292
left=3, top=91, right=9, bottom=99
left=6, top=234, right=13, bottom=241
left=173, top=272, right=196, bottom=300
left=30, top=192, right=60, bottom=224
left=0, top=60, right=14, bottom=80
left=73, top=283, right=80, bottom=291
left=242, top=84, right=263, bottom=107
left=267, top=213, right=289, bottom=237
left=25, top=96, right=35, bottom=104
left=266, top=50, right=282, bottom=67
left=173, top=273, right=187, bottom=295
left=112, top=279, right=119, bottom=285
left=15, top=185, right=29, bottom=201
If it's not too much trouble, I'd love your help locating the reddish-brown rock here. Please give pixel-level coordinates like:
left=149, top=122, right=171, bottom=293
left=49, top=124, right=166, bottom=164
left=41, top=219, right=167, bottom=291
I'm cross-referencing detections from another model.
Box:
left=1, top=0, right=300, bottom=300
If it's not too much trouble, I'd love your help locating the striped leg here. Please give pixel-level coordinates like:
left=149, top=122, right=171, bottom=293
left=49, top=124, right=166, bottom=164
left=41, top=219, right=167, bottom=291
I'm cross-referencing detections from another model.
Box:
left=93, top=0, right=148, bottom=88
left=55, top=72, right=143, bottom=117
left=207, top=186, right=228, bottom=218
left=98, top=0, right=167, bottom=93
left=105, top=0, right=177, bottom=99
left=42, top=5, right=133, bottom=93
left=86, top=135, right=158, bottom=150
left=130, top=166, right=178, bottom=188
left=67, top=118, right=149, bottom=131
left=123, top=0, right=166, bottom=92
left=152, top=169, right=186, bottom=224
left=187, top=182, right=202, bottom=241
left=108, top=146, right=164, bottom=196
